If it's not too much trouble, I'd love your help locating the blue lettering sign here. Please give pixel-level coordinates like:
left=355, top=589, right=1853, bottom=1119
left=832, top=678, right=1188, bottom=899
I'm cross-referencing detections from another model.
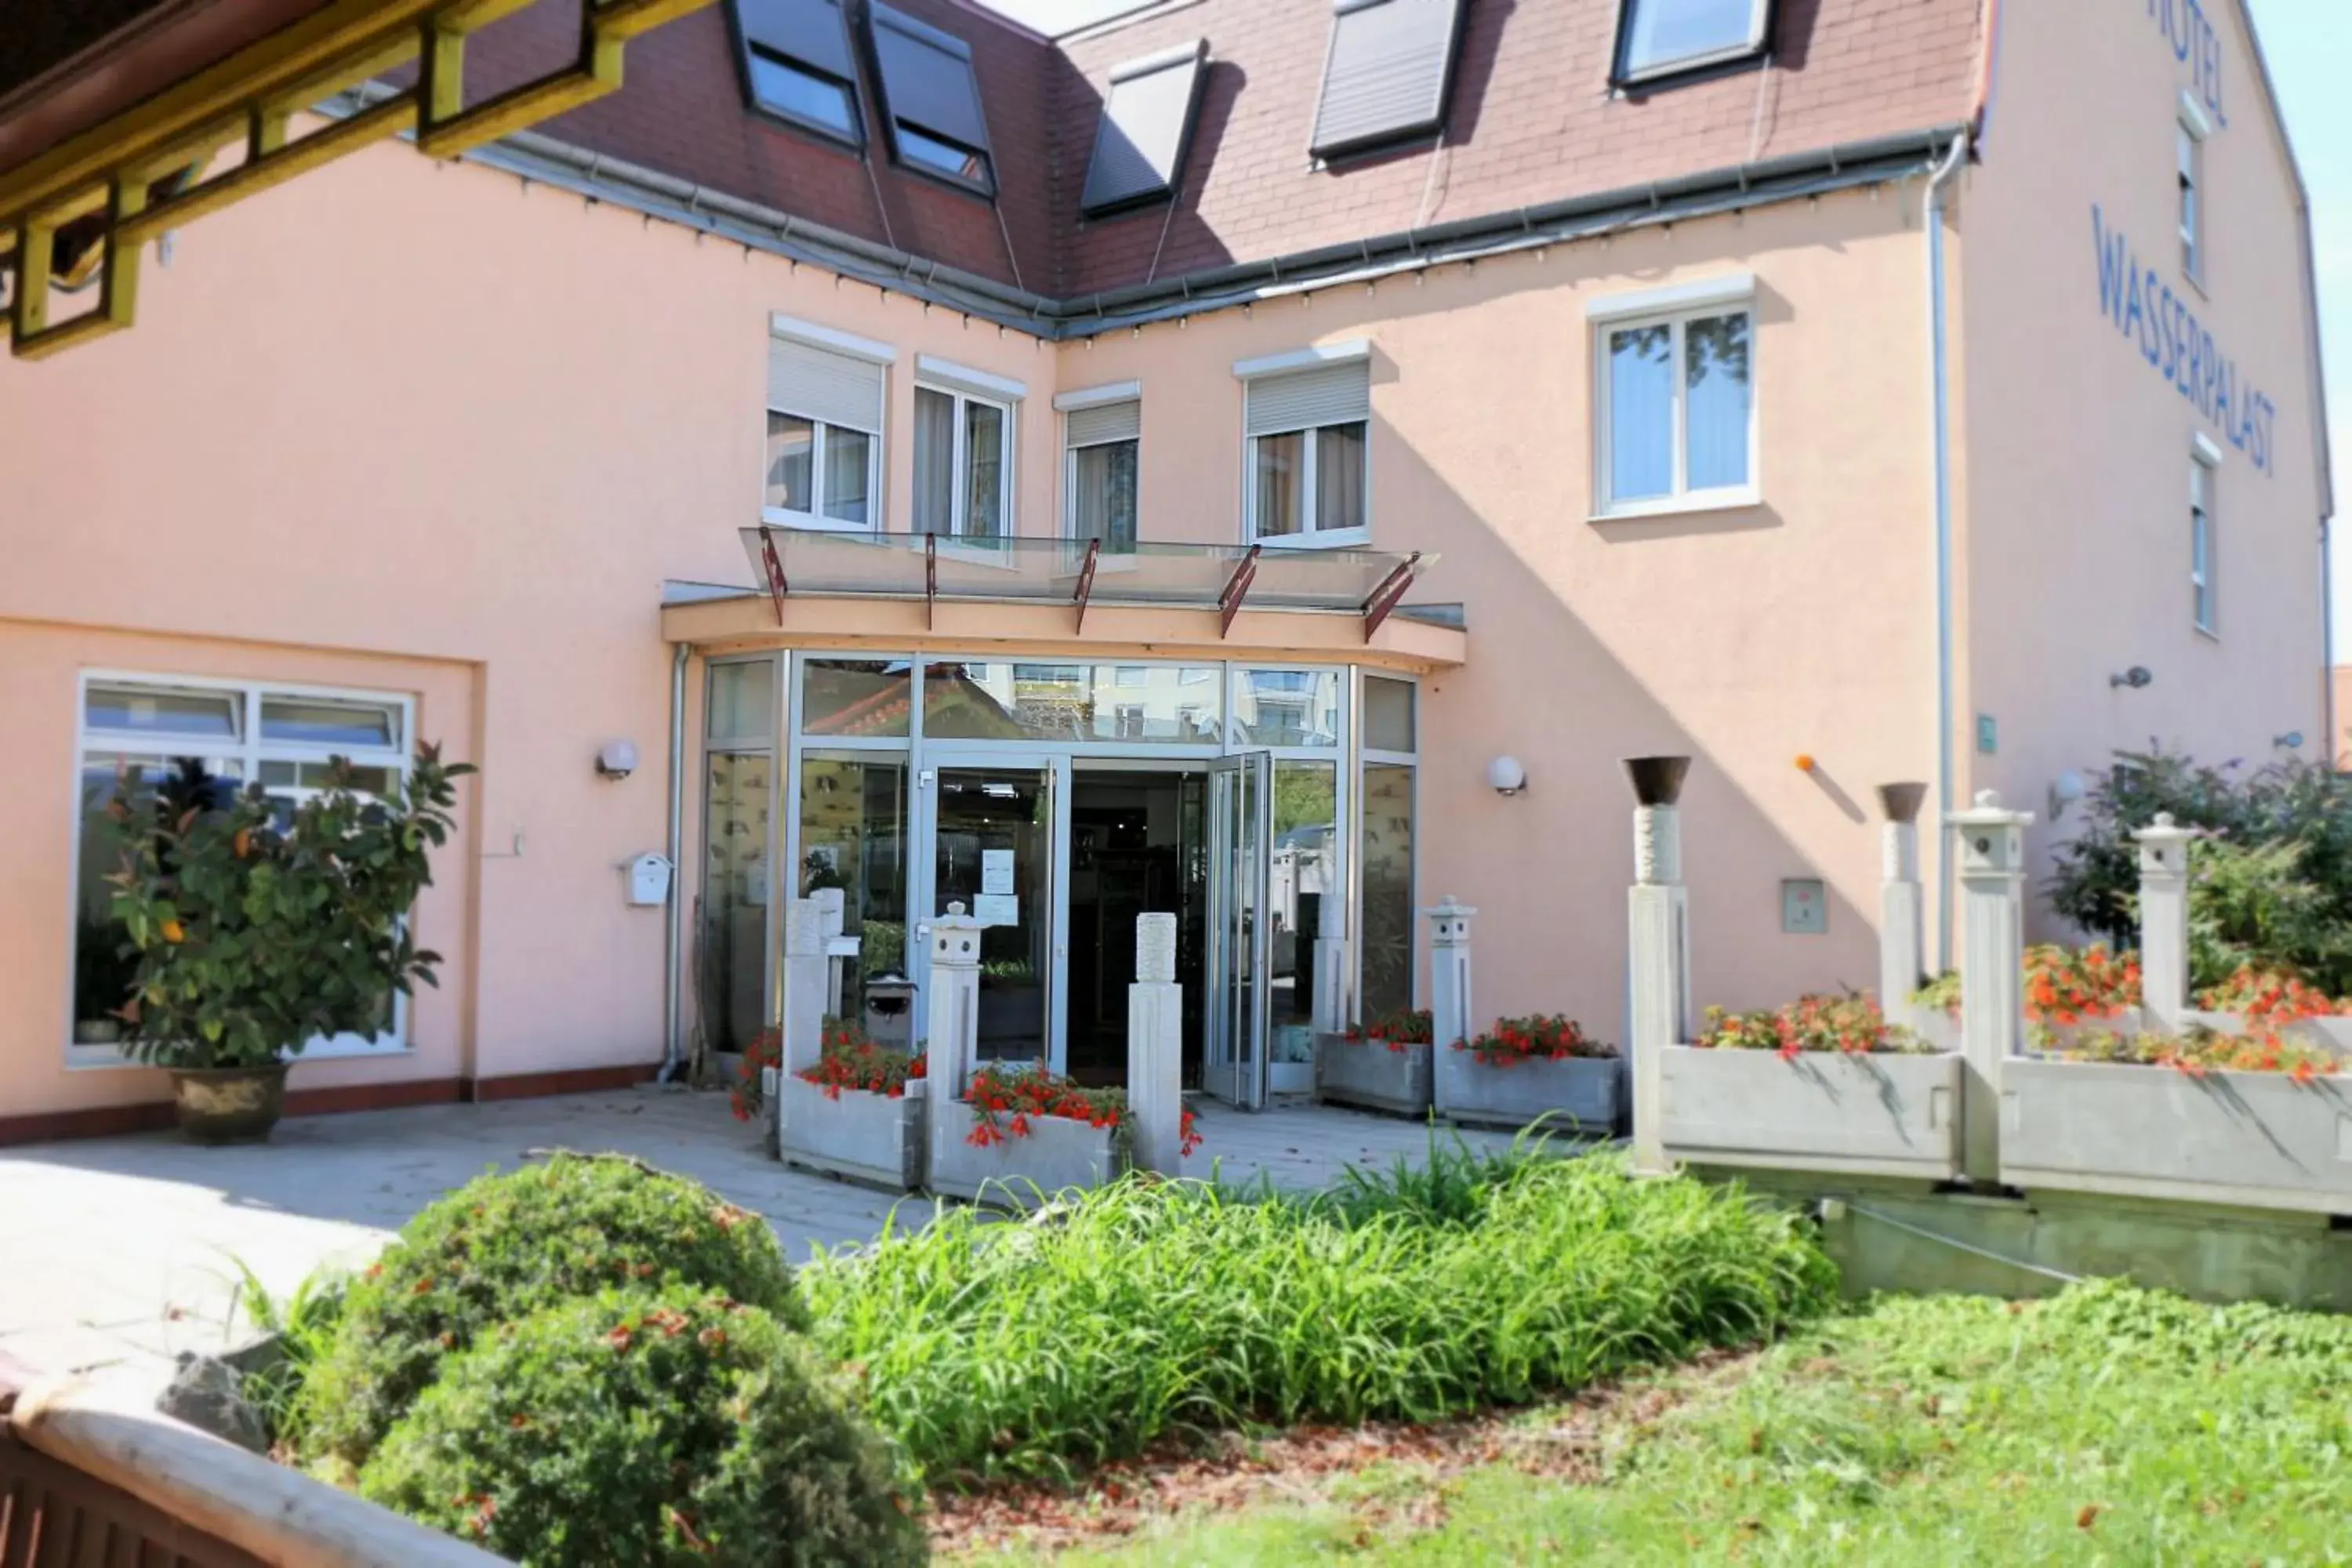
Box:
left=2147, top=0, right=2227, bottom=126
left=2089, top=204, right=2276, bottom=475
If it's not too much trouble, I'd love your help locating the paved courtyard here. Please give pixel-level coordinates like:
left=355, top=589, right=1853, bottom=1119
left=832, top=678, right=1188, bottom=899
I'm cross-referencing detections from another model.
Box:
left=0, top=1087, right=1520, bottom=1382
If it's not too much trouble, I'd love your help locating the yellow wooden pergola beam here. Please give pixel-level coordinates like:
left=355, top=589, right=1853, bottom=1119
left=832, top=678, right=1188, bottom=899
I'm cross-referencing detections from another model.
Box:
left=2, top=0, right=714, bottom=358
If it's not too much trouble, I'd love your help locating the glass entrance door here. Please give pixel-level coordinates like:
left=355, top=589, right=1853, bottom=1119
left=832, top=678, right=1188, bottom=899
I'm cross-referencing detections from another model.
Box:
left=918, top=757, right=1068, bottom=1069
left=1203, top=751, right=1272, bottom=1109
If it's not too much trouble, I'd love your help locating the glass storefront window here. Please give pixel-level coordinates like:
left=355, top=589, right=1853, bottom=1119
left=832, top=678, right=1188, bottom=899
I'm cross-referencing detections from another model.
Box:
left=1359, top=762, right=1415, bottom=1023
left=800, top=659, right=912, bottom=739
left=924, top=662, right=1222, bottom=743
left=706, top=659, right=777, bottom=745
left=1270, top=760, right=1338, bottom=1067
left=701, top=751, right=771, bottom=1054
left=798, top=752, right=912, bottom=1031
left=1363, top=675, right=1415, bottom=753
left=1233, top=669, right=1340, bottom=748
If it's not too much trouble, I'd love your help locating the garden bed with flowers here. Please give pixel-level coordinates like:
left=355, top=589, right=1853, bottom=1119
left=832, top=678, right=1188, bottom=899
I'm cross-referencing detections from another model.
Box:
left=1660, top=993, right=1961, bottom=1181
left=1435, top=1014, right=1624, bottom=1134
left=1316, top=1009, right=1435, bottom=1118
left=926, top=1062, right=1200, bottom=1208
left=773, top=1024, right=930, bottom=1192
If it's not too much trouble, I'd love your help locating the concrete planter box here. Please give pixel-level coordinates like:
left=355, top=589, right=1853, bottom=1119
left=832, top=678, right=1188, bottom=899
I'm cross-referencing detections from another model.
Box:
left=1659, top=1047, right=1963, bottom=1181
left=1436, top=1048, right=1625, bottom=1134
left=2001, top=1057, right=2352, bottom=1214
left=778, top=1076, right=926, bottom=1192
left=926, top=1098, right=1124, bottom=1208
left=1315, top=1033, right=1433, bottom=1117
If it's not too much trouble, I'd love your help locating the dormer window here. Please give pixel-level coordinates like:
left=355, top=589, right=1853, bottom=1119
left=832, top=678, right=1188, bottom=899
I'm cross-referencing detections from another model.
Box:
left=1613, top=0, right=1772, bottom=85
left=1310, top=0, right=1467, bottom=161
left=732, top=0, right=863, bottom=147
left=869, top=4, right=996, bottom=195
left=1081, top=40, right=1208, bottom=216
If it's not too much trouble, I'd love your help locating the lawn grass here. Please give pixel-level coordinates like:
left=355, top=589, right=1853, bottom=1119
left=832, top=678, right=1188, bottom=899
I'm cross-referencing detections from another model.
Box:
left=800, top=1146, right=1834, bottom=1488
left=963, top=1279, right=2352, bottom=1565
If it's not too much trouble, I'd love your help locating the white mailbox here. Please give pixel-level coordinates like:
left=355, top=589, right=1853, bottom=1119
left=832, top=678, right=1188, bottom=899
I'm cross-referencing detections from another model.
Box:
left=625, top=851, right=673, bottom=907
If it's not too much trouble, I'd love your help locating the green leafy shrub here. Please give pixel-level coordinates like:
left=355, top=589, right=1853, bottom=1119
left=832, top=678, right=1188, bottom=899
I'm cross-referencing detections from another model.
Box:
left=800, top=1152, right=1833, bottom=1486
left=300, top=1154, right=802, bottom=1465
left=360, top=1287, right=924, bottom=1567
left=229, top=1258, right=351, bottom=1451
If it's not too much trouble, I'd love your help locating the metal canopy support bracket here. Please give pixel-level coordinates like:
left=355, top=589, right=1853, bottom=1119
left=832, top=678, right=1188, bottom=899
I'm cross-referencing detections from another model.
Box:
left=1361, top=550, right=1421, bottom=641
left=1072, top=536, right=1102, bottom=633
left=759, top=528, right=788, bottom=626
left=925, top=532, right=938, bottom=631
left=1218, top=543, right=1261, bottom=639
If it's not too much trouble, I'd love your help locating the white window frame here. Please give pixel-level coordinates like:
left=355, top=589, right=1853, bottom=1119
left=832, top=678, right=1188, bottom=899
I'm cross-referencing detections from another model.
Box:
left=1589, top=274, right=1759, bottom=519
left=2177, top=96, right=2211, bottom=289
left=2192, top=438, right=2220, bottom=637
left=1613, top=0, right=1772, bottom=85
left=913, top=358, right=1022, bottom=542
left=1058, top=381, right=1143, bottom=550
left=1236, top=343, right=1373, bottom=551
left=764, top=318, right=890, bottom=535
left=67, top=672, right=417, bottom=1069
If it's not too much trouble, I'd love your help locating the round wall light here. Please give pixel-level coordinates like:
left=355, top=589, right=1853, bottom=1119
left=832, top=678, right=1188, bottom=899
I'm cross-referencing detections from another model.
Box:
left=1486, top=756, right=1527, bottom=797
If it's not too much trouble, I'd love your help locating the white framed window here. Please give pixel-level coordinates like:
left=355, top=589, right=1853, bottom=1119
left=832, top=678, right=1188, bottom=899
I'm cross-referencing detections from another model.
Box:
left=1060, top=385, right=1141, bottom=554
left=766, top=319, right=890, bottom=532
left=913, top=358, right=1022, bottom=542
left=2192, top=442, right=2219, bottom=636
left=67, top=674, right=416, bottom=1068
left=2177, top=101, right=2210, bottom=286
left=1237, top=343, right=1371, bottom=549
left=1613, top=0, right=1771, bottom=85
left=1590, top=277, right=1757, bottom=517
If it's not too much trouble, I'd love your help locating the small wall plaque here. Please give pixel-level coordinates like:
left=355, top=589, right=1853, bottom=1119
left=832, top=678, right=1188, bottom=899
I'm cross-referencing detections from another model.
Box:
left=1781, top=877, right=1828, bottom=935
left=1976, top=713, right=1998, bottom=755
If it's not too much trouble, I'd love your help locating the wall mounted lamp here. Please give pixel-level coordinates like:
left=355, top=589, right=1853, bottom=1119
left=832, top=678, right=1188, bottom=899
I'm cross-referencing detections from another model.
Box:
left=2108, top=666, right=2154, bottom=690
left=1486, top=756, right=1527, bottom=797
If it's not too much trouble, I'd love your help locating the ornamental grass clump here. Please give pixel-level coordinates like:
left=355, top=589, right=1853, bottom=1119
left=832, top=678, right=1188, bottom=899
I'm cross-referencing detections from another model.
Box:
left=298, top=1153, right=802, bottom=1466
left=358, top=1287, right=924, bottom=1568
left=799, top=1150, right=1834, bottom=1486
left=1457, top=1014, right=1617, bottom=1066
left=1700, top=992, right=1926, bottom=1058
left=1342, top=1009, right=1434, bottom=1051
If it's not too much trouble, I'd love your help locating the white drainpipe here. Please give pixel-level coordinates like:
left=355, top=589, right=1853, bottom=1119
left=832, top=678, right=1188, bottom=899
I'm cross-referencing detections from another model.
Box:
left=659, top=641, right=688, bottom=1082
left=1925, top=132, right=1969, bottom=973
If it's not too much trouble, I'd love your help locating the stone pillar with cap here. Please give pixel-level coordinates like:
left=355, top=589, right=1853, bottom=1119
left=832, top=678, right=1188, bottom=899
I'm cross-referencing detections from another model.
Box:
left=811, top=887, right=850, bottom=1018
left=1127, top=913, right=1185, bottom=1176
left=2135, top=812, right=2196, bottom=1031
left=774, top=898, right=829, bottom=1156
left=1877, top=782, right=1930, bottom=1017
left=926, top=903, right=985, bottom=1102
left=1949, top=790, right=2031, bottom=1185
left=1425, top=898, right=1476, bottom=1056
left=1626, top=755, right=1693, bottom=1174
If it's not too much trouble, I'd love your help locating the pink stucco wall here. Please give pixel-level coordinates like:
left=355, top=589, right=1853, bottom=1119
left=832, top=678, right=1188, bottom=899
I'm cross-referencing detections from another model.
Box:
left=1955, top=0, right=2328, bottom=924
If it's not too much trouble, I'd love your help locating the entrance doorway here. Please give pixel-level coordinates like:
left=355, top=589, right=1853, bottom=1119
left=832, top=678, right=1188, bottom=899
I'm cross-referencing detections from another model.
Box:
left=1064, top=768, right=1206, bottom=1086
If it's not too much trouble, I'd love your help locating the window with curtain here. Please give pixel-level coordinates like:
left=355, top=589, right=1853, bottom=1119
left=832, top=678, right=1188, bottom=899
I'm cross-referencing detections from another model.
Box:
left=1065, top=397, right=1141, bottom=553
left=1597, top=301, right=1753, bottom=514
left=1241, top=355, right=1370, bottom=546
left=766, top=330, right=884, bottom=531
left=914, top=383, right=1012, bottom=539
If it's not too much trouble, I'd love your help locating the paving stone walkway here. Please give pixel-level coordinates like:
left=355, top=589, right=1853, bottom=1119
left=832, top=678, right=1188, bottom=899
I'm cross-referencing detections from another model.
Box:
left=0, top=1087, right=1519, bottom=1381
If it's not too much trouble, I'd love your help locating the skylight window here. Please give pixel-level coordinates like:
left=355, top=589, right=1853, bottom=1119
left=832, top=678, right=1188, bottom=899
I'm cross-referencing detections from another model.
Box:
left=1613, top=0, right=1773, bottom=85
left=1080, top=39, right=1208, bottom=216
left=732, top=0, right=863, bottom=145
left=1309, top=0, right=1467, bottom=161
left=869, top=4, right=996, bottom=195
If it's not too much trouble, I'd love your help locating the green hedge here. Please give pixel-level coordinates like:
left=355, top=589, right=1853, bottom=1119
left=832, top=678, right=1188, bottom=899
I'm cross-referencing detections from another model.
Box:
left=299, top=1154, right=804, bottom=1465
left=360, top=1287, right=923, bottom=1567
left=800, top=1149, right=1835, bottom=1486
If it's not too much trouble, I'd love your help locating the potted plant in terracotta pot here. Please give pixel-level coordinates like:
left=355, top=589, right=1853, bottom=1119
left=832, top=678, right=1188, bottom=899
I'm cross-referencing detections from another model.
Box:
left=103, top=749, right=469, bottom=1143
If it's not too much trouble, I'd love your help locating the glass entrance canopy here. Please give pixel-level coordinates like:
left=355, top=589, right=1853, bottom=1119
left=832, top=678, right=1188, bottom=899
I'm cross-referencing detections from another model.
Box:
left=739, top=525, right=1431, bottom=636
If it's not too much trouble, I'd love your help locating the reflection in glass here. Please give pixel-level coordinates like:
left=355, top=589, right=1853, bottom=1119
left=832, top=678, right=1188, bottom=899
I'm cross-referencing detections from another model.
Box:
left=765, top=411, right=815, bottom=514
left=1621, top=0, right=1760, bottom=77
left=1252, top=429, right=1304, bottom=537
left=1270, top=760, right=1338, bottom=1065
left=913, top=387, right=955, bottom=534
left=1363, top=675, right=1414, bottom=753
left=1071, top=438, right=1138, bottom=552
left=748, top=51, right=858, bottom=136
left=800, top=659, right=911, bottom=738
left=706, top=659, right=777, bottom=744
left=259, top=696, right=401, bottom=750
left=85, top=688, right=239, bottom=739
left=1314, top=421, right=1367, bottom=535
left=923, top=662, right=1222, bottom=743
left=1685, top=311, right=1751, bottom=491
left=1360, top=762, right=1415, bottom=1022
left=798, top=752, right=910, bottom=1032
left=1233, top=668, right=1340, bottom=747
left=824, top=426, right=872, bottom=525
left=1608, top=322, right=1673, bottom=504
left=964, top=399, right=1006, bottom=540
left=701, top=752, right=771, bottom=1055
left=932, top=768, right=1051, bottom=1062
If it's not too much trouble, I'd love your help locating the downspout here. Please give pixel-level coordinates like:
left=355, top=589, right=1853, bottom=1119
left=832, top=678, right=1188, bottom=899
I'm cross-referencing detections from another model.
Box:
left=1926, top=131, right=1969, bottom=973
left=658, top=641, right=689, bottom=1082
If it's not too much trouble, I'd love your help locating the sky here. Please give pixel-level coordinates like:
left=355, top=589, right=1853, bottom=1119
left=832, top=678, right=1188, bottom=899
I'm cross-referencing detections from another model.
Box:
left=979, top=0, right=2350, bottom=652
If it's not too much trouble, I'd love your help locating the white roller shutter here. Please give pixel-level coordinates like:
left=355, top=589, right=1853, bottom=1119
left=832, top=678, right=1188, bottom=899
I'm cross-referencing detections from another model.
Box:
left=768, top=337, right=885, bottom=433
left=1244, top=361, right=1370, bottom=437
left=1065, top=399, right=1141, bottom=448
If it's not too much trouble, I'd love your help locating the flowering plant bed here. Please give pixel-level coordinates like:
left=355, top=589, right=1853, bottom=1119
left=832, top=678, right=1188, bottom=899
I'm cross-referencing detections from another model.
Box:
left=1911, top=945, right=2143, bottom=1027
left=1661, top=992, right=1960, bottom=1180
left=927, top=1063, right=1199, bottom=1209
left=1436, top=1015, right=1624, bottom=1134
left=1318, top=1011, right=1436, bottom=1117
left=2039, top=1022, right=2341, bottom=1083
left=778, top=1024, right=930, bottom=1193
